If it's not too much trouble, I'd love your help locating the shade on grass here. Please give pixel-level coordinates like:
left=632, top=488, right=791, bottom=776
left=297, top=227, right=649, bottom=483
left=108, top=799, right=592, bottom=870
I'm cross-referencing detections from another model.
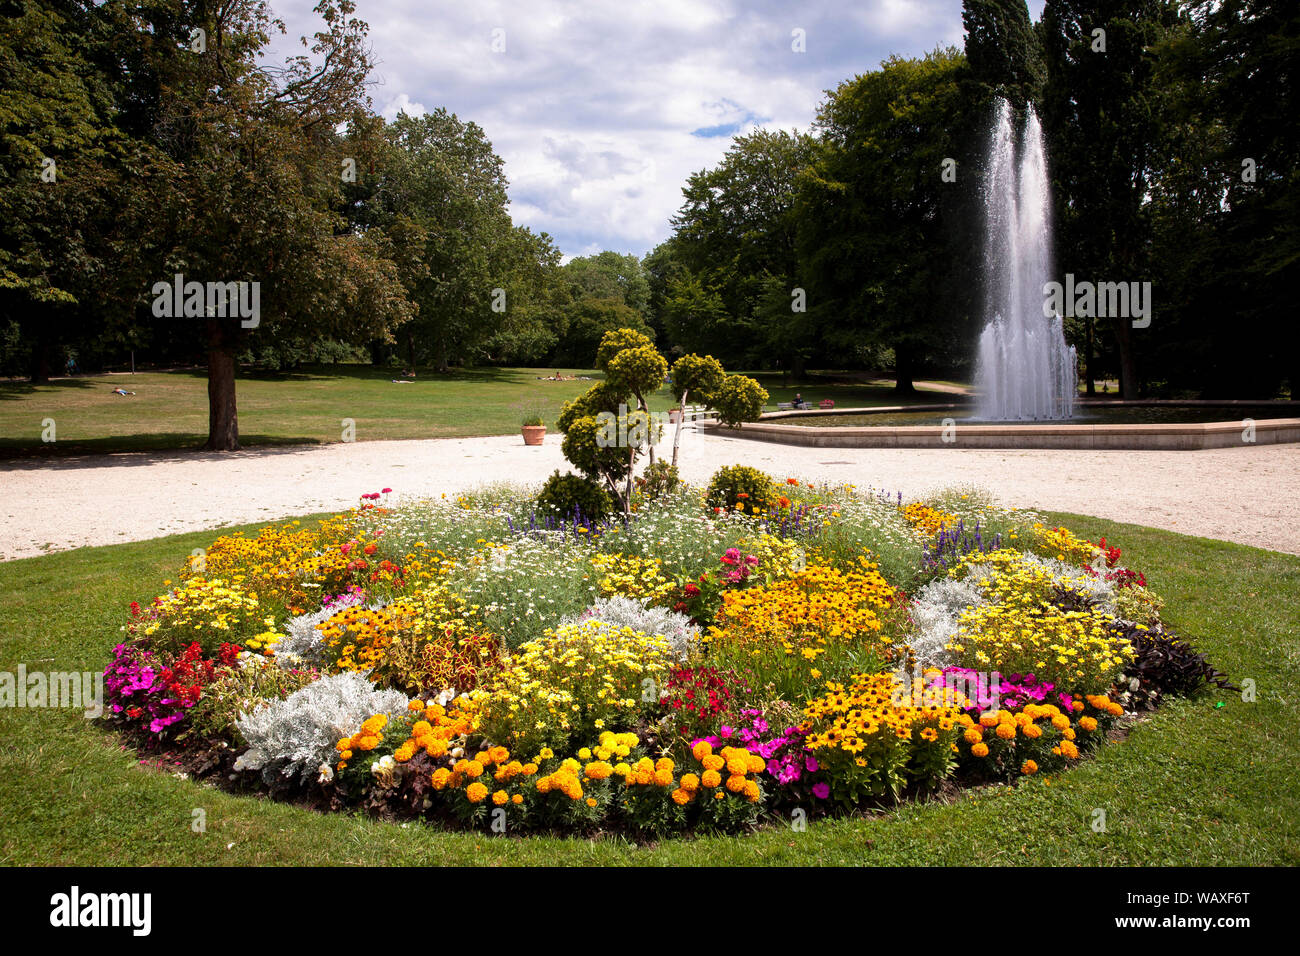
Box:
left=0, top=366, right=961, bottom=458
left=0, top=511, right=1294, bottom=866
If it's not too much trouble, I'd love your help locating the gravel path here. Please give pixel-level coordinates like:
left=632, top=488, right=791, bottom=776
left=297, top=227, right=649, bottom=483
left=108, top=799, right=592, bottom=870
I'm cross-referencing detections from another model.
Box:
left=3, top=429, right=1298, bottom=560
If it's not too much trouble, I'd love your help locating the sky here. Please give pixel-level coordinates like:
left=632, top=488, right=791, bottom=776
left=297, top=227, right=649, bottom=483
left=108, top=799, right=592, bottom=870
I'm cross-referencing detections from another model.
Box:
left=267, top=0, right=1047, bottom=262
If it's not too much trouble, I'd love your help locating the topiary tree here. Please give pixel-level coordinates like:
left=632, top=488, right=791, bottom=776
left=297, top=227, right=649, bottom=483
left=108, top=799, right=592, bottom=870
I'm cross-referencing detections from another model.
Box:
left=712, top=374, right=769, bottom=428
left=554, top=332, right=766, bottom=520
left=555, top=328, right=667, bottom=520
left=668, top=353, right=726, bottom=466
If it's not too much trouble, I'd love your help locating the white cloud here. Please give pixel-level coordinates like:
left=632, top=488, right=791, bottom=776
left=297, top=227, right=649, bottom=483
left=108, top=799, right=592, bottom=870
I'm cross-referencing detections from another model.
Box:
left=266, top=0, right=998, bottom=258
left=378, top=92, right=427, bottom=121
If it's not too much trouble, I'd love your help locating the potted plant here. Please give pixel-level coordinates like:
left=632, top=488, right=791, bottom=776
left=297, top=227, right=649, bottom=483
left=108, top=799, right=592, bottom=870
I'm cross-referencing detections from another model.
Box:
left=521, top=413, right=547, bottom=446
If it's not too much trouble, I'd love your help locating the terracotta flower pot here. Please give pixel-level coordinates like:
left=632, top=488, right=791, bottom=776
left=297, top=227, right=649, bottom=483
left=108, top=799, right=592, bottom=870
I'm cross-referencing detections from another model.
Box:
left=668, top=408, right=683, bottom=423
left=522, top=424, right=546, bottom=446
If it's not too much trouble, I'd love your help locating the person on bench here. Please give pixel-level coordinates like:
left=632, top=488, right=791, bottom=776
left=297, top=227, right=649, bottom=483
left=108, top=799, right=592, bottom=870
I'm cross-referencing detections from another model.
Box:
left=792, top=393, right=805, bottom=409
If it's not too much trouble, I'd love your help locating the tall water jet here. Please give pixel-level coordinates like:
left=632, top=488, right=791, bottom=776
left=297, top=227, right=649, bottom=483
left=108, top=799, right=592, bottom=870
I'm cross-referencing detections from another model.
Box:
left=974, top=98, right=1076, bottom=421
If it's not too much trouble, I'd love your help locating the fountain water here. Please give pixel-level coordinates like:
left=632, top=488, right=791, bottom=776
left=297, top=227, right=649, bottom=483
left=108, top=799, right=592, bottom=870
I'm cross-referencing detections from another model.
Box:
left=974, top=98, right=1077, bottom=421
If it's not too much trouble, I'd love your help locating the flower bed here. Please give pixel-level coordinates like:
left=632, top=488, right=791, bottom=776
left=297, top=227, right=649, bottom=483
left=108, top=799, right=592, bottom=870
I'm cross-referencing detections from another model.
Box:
left=102, top=475, right=1234, bottom=836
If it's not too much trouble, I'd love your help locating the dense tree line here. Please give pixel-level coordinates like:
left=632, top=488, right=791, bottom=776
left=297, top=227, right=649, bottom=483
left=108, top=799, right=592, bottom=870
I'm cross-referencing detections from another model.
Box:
left=0, top=0, right=659, bottom=448
left=3, top=1, right=1294, bottom=454
left=652, top=0, right=1297, bottom=399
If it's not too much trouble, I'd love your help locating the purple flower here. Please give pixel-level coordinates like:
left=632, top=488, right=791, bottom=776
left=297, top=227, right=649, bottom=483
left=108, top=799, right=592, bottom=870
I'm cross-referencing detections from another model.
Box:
left=812, top=782, right=830, bottom=800
left=805, top=755, right=819, bottom=773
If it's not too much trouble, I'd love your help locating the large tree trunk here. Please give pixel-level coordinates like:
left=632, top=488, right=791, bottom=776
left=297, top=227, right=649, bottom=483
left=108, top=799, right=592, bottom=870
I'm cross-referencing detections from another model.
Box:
left=205, top=319, right=240, bottom=451
left=29, top=331, right=52, bottom=384
left=1112, top=317, right=1138, bottom=399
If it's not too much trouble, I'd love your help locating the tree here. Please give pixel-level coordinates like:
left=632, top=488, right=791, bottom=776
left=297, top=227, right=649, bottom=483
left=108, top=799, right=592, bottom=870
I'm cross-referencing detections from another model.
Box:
left=564, top=251, right=650, bottom=317
left=667, top=353, right=724, bottom=466
left=557, top=328, right=660, bottom=519
left=796, top=48, right=978, bottom=393
left=670, top=128, right=816, bottom=367
left=1039, top=0, right=1181, bottom=398
left=108, top=0, right=414, bottom=448
left=0, top=0, right=129, bottom=382
left=373, top=109, right=515, bottom=371
left=481, top=226, right=566, bottom=365
left=1143, top=0, right=1297, bottom=399
left=963, top=0, right=1047, bottom=105
left=554, top=296, right=652, bottom=367
left=556, top=329, right=763, bottom=519
left=640, top=239, right=686, bottom=344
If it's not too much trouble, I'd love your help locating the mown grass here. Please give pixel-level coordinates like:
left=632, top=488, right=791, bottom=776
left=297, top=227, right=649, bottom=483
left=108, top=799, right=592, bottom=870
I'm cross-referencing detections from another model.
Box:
left=0, top=366, right=958, bottom=458
left=0, top=511, right=1294, bottom=866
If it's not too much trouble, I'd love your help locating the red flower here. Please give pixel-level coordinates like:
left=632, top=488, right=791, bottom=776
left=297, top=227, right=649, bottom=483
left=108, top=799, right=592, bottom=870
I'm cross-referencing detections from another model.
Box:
left=684, top=583, right=700, bottom=597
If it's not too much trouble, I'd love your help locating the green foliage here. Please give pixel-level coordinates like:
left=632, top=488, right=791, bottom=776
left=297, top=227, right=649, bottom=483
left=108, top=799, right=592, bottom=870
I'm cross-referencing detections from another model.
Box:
left=962, top=0, right=1046, bottom=104
left=1039, top=0, right=1180, bottom=397
left=595, top=327, right=656, bottom=372
left=796, top=47, right=977, bottom=391
left=670, top=128, right=817, bottom=366
left=535, top=471, right=615, bottom=523
left=556, top=299, right=652, bottom=368
left=705, top=464, right=776, bottom=512
left=669, top=353, right=725, bottom=405
left=377, top=109, right=518, bottom=370
left=564, top=251, right=651, bottom=316
left=556, top=381, right=631, bottom=433
left=711, top=374, right=768, bottom=427
left=605, top=344, right=668, bottom=400
left=560, top=416, right=630, bottom=485
left=634, top=460, right=681, bottom=501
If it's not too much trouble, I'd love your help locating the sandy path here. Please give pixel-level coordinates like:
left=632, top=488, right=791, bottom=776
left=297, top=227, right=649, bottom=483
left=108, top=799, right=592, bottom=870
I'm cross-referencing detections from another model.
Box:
left=2, top=428, right=1298, bottom=560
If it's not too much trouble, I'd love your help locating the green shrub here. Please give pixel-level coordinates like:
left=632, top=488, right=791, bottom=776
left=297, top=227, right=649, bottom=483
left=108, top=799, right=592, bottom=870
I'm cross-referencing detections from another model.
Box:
left=634, top=460, right=680, bottom=501
left=535, top=471, right=615, bottom=523
left=712, top=374, right=768, bottom=427
left=706, top=464, right=776, bottom=513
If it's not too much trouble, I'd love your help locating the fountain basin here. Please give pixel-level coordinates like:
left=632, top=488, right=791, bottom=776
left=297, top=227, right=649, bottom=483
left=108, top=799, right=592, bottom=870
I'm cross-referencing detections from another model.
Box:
left=701, top=402, right=1300, bottom=450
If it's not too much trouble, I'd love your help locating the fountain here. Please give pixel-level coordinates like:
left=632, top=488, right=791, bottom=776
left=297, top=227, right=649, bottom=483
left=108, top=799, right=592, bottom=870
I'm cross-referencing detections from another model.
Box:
left=973, top=98, right=1076, bottom=421
left=698, top=103, right=1300, bottom=448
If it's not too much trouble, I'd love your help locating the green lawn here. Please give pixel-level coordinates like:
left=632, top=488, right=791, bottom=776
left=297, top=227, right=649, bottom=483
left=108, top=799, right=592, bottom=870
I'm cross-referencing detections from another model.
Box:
left=0, top=366, right=961, bottom=458
left=0, top=511, right=1294, bottom=866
